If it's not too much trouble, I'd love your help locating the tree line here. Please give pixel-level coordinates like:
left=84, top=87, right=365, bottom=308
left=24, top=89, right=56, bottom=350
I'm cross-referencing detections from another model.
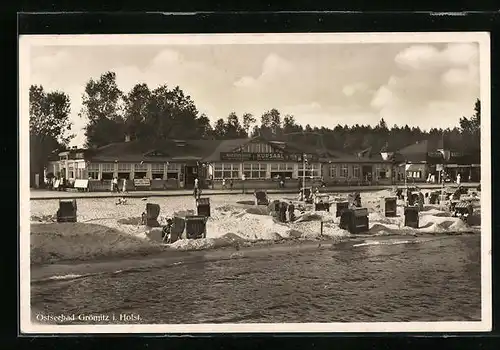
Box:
left=29, top=71, right=481, bottom=182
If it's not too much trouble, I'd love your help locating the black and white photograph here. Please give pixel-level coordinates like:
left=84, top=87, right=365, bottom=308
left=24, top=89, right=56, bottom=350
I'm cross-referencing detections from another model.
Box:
left=20, top=32, right=491, bottom=333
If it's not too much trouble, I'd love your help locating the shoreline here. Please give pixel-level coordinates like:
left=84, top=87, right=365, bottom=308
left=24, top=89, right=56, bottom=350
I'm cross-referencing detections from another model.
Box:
left=30, top=232, right=478, bottom=282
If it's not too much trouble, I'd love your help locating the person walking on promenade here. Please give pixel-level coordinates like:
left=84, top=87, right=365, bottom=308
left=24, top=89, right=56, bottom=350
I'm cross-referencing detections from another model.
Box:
left=122, top=178, right=128, bottom=193
left=241, top=173, right=246, bottom=194
left=112, top=176, right=119, bottom=192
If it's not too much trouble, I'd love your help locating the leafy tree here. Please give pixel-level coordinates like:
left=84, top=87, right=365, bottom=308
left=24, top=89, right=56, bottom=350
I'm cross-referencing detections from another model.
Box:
left=195, top=114, right=214, bottom=139
left=29, top=85, right=73, bottom=186
left=282, top=114, right=302, bottom=134
left=80, top=71, right=125, bottom=147
left=224, top=112, right=246, bottom=138
left=145, top=85, right=201, bottom=139
left=213, top=118, right=227, bottom=139
left=123, top=83, right=152, bottom=140
left=78, top=71, right=480, bottom=161
left=242, top=113, right=256, bottom=137
left=268, top=108, right=282, bottom=136
left=459, top=98, right=481, bottom=151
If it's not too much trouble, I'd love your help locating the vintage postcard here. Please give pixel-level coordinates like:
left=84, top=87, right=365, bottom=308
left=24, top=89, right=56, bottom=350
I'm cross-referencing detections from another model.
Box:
left=19, top=32, right=491, bottom=334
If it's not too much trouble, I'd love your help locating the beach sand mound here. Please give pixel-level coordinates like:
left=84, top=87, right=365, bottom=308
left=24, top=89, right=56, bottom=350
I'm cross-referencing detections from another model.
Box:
left=30, top=222, right=165, bottom=265
left=117, top=217, right=143, bottom=225
left=29, top=192, right=482, bottom=255
left=245, top=206, right=270, bottom=216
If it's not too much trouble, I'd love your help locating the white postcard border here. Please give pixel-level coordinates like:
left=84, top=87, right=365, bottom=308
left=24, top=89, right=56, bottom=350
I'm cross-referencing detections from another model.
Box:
left=19, top=32, right=492, bottom=334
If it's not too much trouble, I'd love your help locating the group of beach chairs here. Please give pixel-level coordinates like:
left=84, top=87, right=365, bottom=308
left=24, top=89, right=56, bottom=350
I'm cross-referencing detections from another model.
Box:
left=141, top=201, right=209, bottom=244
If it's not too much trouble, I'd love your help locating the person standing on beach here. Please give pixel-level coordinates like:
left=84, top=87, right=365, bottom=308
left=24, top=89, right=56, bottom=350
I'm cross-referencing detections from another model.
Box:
left=222, top=178, right=226, bottom=189
left=113, top=176, right=119, bottom=192
left=122, top=178, right=127, bottom=193
left=241, top=173, right=246, bottom=194
left=193, top=177, right=199, bottom=198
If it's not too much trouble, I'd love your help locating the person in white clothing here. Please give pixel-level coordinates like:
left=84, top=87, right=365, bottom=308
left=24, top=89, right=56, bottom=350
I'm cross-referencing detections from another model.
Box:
left=241, top=174, right=246, bottom=194
left=112, top=177, right=119, bottom=192
left=193, top=177, right=199, bottom=198
left=456, top=173, right=461, bottom=186
left=122, top=178, right=127, bottom=193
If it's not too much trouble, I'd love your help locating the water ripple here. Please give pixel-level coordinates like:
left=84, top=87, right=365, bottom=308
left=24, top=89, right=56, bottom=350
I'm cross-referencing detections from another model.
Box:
left=31, top=235, right=481, bottom=324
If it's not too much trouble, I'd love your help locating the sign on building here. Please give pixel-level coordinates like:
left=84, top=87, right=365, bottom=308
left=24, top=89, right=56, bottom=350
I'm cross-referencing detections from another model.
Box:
left=134, top=178, right=151, bottom=187
left=74, top=179, right=89, bottom=189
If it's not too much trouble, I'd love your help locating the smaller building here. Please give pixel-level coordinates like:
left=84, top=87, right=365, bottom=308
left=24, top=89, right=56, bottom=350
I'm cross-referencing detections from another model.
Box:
left=390, top=138, right=480, bottom=184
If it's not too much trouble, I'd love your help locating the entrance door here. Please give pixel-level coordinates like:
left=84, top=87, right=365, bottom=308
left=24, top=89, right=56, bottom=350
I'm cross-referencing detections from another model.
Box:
left=362, top=165, right=372, bottom=182
left=184, top=165, right=198, bottom=189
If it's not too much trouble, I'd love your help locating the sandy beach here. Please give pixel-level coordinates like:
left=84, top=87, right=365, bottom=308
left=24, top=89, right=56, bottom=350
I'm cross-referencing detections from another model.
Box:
left=29, top=188, right=481, bottom=267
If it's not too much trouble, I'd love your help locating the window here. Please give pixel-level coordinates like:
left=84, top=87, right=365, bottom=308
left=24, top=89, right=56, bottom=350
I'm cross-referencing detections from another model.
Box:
left=298, top=163, right=321, bottom=178
left=213, top=163, right=240, bottom=179
left=88, top=163, right=99, bottom=179
left=117, top=163, right=132, bottom=179
left=243, top=163, right=267, bottom=179
left=270, top=163, right=293, bottom=171
left=329, top=165, right=337, bottom=178
left=135, top=163, right=148, bottom=171
left=340, top=164, right=349, bottom=178
left=166, top=163, right=179, bottom=179
left=242, top=142, right=274, bottom=153
left=102, top=163, right=114, bottom=172
left=151, top=163, right=164, bottom=179
left=167, top=163, right=179, bottom=171
left=68, top=164, right=75, bottom=179
left=101, top=163, right=114, bottom=180
left=352, top=166, right=361, bottom=178
left=376, top=166, right=387, bottom=179
left=118, top=163, right=131, bottom=171
left=134, top=163, right=148, bottom=179
left=270, top=163, right=293, bottom=179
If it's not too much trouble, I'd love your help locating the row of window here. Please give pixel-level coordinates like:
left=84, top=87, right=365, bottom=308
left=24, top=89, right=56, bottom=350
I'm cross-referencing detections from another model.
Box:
left=82, top=163, right=181, bottom=180
left=87, top=163, right=181, bottom=172
left=212, top=162, right=322, bottom=179
left=329, top=165, right=389, bottom=179
left=59, top=162, right=391, bottom=180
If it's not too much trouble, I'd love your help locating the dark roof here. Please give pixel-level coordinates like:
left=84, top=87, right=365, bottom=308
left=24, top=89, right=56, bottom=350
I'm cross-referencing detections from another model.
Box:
left=89, top=139, right=223, bottom=162
left=396, top=138, right=470, bottom=163
left=87, top=136, right=409, bottom=164
left=202, top=138, right=252, bottom=162
left=398, top=139, right=436, bottom=155
left=380, top=141, right=400, bottom=153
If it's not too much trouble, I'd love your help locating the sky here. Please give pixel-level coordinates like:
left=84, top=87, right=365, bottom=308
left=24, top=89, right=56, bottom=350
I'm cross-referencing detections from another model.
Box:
left=29, top=41, right=480, bottom=147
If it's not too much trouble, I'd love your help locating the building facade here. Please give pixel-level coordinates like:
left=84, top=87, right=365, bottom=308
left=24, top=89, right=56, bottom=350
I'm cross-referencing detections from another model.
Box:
left=45, top=136, right=394, bottom=191
left=392, top=139, right=480, bottom=184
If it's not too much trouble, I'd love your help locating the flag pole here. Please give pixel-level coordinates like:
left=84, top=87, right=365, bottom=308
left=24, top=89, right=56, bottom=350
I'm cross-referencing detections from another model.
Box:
left=302, top=153, right=306, bottom=200
left=404, top=161, right=407, bottom=188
